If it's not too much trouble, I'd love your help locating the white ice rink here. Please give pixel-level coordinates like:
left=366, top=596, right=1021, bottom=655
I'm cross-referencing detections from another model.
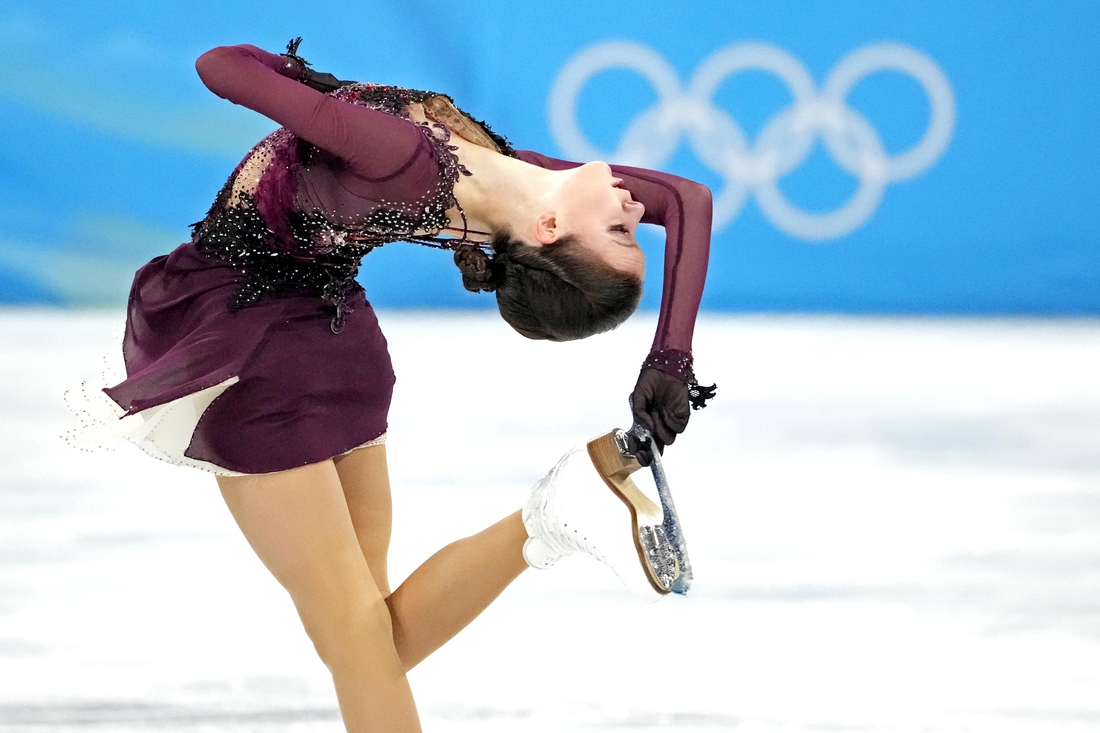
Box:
left=1, top=310, right=1099, bottom=732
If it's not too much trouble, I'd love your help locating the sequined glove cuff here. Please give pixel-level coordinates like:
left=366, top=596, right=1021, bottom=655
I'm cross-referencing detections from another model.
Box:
left=641, top=348, right=716, bottom=411
left=642, top=348, right=693, bottom=382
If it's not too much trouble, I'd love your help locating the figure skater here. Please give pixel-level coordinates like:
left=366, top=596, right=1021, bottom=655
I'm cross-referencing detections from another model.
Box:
left=66, top=39, right=714, bottom=732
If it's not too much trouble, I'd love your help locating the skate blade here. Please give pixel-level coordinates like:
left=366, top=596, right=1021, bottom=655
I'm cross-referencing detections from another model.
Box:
left=587, top=431, right=681, bottom=595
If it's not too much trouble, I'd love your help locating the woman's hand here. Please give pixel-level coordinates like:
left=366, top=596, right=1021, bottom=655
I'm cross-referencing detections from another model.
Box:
left=300, top=70, right=350, bottom=93
left=628, top=368, right=691, bottom=466
left=281, top=37, right=353, bottom=93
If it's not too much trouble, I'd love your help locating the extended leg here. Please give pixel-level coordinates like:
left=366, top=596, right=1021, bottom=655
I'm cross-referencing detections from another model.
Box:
left=217, top=459, right=421, bottom=733
left=334, top=445, right=528, bottom=671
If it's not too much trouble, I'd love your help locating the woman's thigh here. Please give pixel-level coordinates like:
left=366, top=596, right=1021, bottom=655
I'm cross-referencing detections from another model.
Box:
left=332, top=443, right=393, bottom=595
left=216, top=459, right=389, bottom=651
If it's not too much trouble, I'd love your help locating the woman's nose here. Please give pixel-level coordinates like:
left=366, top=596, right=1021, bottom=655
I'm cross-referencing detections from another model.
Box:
left=588, top=160, right=614, bottom=177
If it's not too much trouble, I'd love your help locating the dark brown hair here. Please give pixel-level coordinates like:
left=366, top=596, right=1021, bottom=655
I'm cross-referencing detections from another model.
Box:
left=453, top=233, right=643, bottom=341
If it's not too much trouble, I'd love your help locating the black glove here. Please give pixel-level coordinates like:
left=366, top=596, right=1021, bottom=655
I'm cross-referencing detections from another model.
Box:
left=300, top=69, right=351, bottom=93
left=283, top=37, right=353, bottom=94
left=624, top=430, right=659, bottom=468
left=628, top=368, right=691, bottom=466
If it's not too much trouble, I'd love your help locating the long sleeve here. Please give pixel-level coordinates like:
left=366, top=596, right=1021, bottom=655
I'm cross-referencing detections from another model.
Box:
left=195, top=44, right=432, bottom=182
left=515, top=151, right=712, bottom=354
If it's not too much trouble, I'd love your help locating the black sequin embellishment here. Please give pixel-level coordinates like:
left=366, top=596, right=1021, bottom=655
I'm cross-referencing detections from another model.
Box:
left=191, top=84, right=517, bottom=334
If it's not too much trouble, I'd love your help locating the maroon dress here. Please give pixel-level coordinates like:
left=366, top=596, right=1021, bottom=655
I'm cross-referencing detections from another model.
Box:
left=95, top=44, right=713, bottom=475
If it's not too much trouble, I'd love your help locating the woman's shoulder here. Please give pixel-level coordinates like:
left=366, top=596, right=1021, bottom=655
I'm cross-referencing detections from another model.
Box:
left=416, top=93, right=518, bottom=158
left=421, top=96, right=505, bottom=153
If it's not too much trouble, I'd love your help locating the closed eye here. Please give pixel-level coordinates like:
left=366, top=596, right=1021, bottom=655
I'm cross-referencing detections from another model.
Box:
left=609, top=223, right=640, bottom=248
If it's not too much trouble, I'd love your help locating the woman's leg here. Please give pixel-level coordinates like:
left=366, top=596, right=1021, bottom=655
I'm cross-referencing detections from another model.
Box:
left=333, top=445, right=529, bottom=671
left=386, top=511, right=528, bottom=671
left=217, top=459, right=421, bottom=733
left=333, top=444, right=395, bottom=595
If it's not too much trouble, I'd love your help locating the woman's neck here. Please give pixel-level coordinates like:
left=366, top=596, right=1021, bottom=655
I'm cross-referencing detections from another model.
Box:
left=448, top=140, right=561, bottom=241
left=403, top=101, right=560, bottom=241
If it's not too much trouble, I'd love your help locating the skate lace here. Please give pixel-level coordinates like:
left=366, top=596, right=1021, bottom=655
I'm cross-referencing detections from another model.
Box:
left=529, top=449, right=614, bottom=568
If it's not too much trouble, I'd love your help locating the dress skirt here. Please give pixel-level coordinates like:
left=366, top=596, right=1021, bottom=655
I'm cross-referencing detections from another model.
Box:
left=67, top=240, right=396, bottom=476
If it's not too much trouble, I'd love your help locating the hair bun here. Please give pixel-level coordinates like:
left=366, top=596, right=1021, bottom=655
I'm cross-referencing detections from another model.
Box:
left=454, top=243, right=498, bottom=293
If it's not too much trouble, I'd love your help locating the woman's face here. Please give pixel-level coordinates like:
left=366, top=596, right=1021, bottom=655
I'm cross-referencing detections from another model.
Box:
left=542, top=161, right=647, bottom=279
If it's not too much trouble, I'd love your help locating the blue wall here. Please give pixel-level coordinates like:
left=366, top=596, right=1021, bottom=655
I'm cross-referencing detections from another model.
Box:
left=1, top=1, right=1097, bottom=312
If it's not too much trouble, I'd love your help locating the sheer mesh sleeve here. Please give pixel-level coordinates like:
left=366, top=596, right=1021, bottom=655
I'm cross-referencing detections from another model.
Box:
left=515, top=151, right=712, bottom=356
left=195, top=44, right=432, bottom=182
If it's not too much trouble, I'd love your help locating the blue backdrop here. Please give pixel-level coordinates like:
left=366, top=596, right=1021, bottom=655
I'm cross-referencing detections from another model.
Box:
left=2, top=0, right=1097, bottom=313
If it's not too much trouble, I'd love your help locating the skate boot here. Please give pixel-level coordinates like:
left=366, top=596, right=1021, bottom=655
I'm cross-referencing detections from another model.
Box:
left=522, top=431, right=691, bottom=597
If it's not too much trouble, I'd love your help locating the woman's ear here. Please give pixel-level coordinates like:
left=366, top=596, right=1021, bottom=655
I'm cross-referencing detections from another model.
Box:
left=533, top=210, right=560, bottom=246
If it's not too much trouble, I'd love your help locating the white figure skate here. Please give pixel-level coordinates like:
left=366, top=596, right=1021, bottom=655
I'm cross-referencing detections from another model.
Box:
left=522, top=428, right=693, bottom=597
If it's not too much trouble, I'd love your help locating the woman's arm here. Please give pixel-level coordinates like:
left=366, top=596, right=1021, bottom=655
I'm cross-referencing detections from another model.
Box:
left=515, top=151, right=712, bottom=355
left=516, top=151, right=715, bottom=458
left=195, top=44, right=431, bottom=182
left=603, top=163, right=712, bottom=356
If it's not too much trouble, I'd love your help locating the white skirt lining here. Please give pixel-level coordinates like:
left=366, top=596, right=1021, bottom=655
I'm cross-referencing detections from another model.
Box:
left=61, top=321, right=387, bottom=476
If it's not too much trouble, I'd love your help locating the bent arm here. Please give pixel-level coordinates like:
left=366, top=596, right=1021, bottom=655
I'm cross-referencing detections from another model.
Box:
left=606, top=163, right=712, bottom=354
left=515, top=151, right=713, bottom=354
left=195, top=44, right=430, bottom=181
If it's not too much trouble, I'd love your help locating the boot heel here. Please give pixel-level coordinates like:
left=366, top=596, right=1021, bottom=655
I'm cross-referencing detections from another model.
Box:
left=587, top=430, right=680, bottom=594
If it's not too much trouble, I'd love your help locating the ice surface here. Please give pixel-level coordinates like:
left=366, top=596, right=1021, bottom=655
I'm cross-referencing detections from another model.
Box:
left=1, top=309, right=1099, bottom=732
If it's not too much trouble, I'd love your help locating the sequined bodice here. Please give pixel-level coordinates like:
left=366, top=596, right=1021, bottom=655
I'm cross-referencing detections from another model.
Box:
left=193, top=43, right=712, bottom=360
left=191, top=84, right=516, bottom=333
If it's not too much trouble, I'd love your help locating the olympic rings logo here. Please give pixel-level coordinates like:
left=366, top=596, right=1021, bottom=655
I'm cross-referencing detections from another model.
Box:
left=548, top=41, right=956, bottom=241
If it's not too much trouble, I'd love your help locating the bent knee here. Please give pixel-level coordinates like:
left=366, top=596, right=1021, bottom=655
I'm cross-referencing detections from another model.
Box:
left=298, top=594, right=398, bottom=670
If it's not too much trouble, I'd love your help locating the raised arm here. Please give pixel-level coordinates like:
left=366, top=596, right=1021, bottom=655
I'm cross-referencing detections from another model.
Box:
left=603, top=164, right=712, bottom=355
left=515, top=151, right=711, bottom=353
left=195, top=43, right=431, bottom=181
left=517, top=151, right=715, bottom=460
